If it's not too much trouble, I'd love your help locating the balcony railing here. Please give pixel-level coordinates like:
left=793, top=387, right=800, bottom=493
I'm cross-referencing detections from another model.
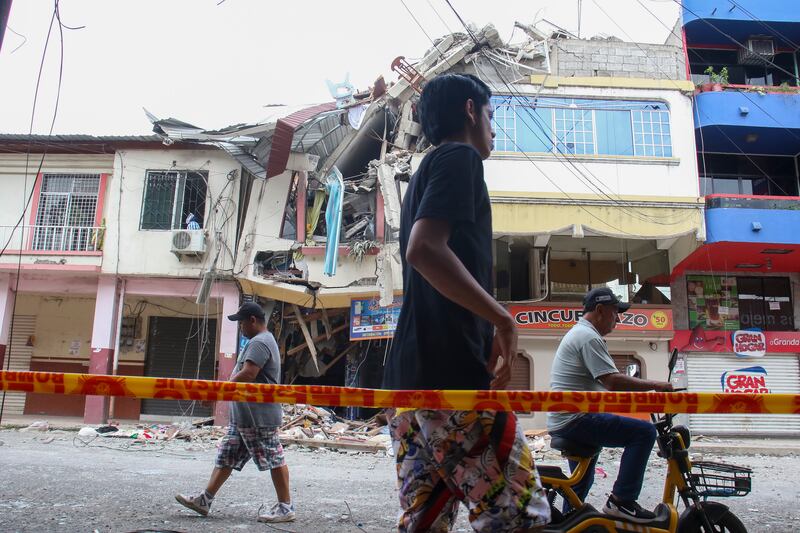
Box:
left=0, top=225, right=103, bottom=253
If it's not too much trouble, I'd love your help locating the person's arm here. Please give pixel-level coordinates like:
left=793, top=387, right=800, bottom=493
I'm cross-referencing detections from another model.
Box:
left=581, top=337, right=673, bottom=393
left=406, top=218, right=516, bottom=389
left=406, top=218, right=512, bottom=329
left=229, top=360, right=261, bottom=383
left=229, top=339, right=271, bottom=383
left=598, top=372, right=673, bottom=392
left=409, top=147, right=516, bottom=388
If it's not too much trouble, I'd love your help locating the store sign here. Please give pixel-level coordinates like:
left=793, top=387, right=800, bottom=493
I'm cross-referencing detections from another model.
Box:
left=721, top=366, right=770, bottom=393
left=350, top=297, right=402, bottom=341
left=673, top=329, right=800, bottom=354
left=732, top=330, right=766, bottom=358
left=509, top=305, right=672, bottom=332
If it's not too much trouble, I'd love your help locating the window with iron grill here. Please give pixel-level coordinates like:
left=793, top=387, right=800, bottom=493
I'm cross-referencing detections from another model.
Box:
left=140, top=171, right=207, bottom=230
left=33, top=173, right=100, bottom=251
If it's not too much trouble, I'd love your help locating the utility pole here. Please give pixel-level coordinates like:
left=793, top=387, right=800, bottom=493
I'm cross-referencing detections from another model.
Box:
left=577, top=0, right=583, bottom=39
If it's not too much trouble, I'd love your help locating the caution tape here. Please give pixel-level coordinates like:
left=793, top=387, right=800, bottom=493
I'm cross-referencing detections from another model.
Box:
left=1, top=371, right=799, bottom=414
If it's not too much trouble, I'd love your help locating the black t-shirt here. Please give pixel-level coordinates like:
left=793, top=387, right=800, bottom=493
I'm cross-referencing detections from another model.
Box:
left=382, top=143, right=494, bottom=390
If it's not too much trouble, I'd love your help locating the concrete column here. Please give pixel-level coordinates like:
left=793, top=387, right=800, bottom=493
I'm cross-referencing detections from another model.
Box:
left=214, top=282, right=241, bottom=427
left=84, top=276, right=120, bottom=424
left=0, top=274, right=16, bottom=370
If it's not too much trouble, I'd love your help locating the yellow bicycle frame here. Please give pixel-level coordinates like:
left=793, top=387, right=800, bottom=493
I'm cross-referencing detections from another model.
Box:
left=538, top=434, right=692, bottom=533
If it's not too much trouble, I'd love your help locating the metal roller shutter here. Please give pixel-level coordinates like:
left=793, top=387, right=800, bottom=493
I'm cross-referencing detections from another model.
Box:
left=141, top=316, right=217, bottom=418
left=0, top=315, right=36, bottom=416
left=509, top=352, right=532, bottom=390
left=687, top=354, right=800, bottom=436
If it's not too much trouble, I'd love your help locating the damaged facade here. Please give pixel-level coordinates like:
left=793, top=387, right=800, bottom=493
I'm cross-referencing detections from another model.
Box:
left=1, top=18, right=707, bottom=429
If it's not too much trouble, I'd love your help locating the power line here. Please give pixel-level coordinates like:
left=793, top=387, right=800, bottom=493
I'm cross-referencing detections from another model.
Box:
left=437, top=1, right=697, bottom=224
left=436, top=2, right=637, bottom=236
left=600, top=0, right=798, bottom=196
left=399, top=0, right=446, bottom=60
left=634, top=0, right=800, bottom=195
left=0, top=0, right=66, bottom=426
left=727, top=0, right=800, bottom=52
left=438, top=1, right=699, bottom=234
left=674, top=0, right=799, bottom=83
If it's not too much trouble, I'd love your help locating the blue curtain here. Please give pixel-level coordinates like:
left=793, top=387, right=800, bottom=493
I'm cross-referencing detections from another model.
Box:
left=324, top=167, right=344, bottom=276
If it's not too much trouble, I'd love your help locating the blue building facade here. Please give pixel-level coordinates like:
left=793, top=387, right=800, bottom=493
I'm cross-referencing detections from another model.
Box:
left=673, top=1, right=800, bottom=436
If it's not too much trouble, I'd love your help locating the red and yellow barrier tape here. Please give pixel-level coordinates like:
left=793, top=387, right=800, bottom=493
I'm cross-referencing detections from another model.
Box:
left=2, top=371, right=799, bottom=414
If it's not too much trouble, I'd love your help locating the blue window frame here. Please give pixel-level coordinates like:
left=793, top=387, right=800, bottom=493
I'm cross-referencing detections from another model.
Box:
left=491, top=96, right=672, bottom=158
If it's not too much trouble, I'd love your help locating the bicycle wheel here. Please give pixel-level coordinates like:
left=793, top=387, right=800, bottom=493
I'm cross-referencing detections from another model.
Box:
left=678, top=502, right=747, bottom=533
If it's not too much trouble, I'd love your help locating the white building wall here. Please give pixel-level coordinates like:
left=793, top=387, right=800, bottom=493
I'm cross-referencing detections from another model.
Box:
left=0, top=154, right=115, bottom=246
left=235, top=170, right=382, bottom=293
left=485, top=85, right=699, bottom=200
left=103, top=148, right=241, bottom=277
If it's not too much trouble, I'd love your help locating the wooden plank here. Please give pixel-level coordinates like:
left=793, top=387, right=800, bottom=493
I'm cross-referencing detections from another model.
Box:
left=320, top=343, right=358, bottom=375
left=286, top=308, right=347, bottom=324
left=321, top=308, right=332, bottom=340
left=292, top=304, right=319, bottom=372
left=280, top=436, right=385, bottom=453
left=286, top=323, right=349, bottom=357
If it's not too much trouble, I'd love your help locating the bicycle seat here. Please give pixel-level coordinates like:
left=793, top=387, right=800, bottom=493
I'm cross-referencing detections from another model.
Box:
left=535, top=464, right=568, bottom=480
left=550, top=436, right=601, bottom=457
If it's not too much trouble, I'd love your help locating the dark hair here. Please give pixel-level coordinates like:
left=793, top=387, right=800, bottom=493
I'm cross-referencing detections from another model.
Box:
left=418, top=74, right=492, bottom=146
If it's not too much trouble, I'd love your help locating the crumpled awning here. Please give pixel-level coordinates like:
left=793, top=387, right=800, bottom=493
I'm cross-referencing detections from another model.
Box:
left=238, top=278, right=399, bottom=310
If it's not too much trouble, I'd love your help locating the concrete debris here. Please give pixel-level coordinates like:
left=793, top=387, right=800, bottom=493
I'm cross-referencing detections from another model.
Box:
left=279, top=405, right=390, bottom=454
left=19, top=420, right=49, bottom=432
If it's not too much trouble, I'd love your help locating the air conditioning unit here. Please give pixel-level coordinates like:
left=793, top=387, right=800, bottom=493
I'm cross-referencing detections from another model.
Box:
left=171, top=229, right=206, bottom=258
left=738, top=38, right=775, bottom=65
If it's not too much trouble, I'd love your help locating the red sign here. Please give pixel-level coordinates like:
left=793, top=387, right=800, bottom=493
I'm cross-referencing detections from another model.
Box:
left=509, top=305, right=673, bottom=332
left=722, top=366, right=770, bottom=393
left=672, top=329, right=800, bottom=354
left=732, top=330, right=766, bottom=357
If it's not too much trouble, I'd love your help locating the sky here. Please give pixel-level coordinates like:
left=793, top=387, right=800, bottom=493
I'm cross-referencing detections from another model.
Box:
left=0, top=0, right=680, bottom=135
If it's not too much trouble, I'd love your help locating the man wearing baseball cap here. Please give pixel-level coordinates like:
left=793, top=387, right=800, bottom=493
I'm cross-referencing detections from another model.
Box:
left=548, top=287, right=672, bottom=523
left=176, top=302, right=295, bottom=523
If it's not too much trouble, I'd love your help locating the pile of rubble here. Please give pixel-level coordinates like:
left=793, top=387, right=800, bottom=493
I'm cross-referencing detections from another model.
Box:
left=279, top=404, right=391, bottom=454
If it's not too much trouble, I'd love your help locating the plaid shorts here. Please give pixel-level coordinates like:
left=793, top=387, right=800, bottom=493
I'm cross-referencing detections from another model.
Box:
left=390, top=410, right=551, bottom=533
left=215, top=425, right=286, bottom=472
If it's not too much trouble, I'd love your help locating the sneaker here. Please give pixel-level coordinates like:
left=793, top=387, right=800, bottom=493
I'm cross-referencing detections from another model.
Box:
left=603, top=495, right=656, bottom=523
left=175, top=491, right=212, bottom=517
left=258, top=502, right=296, bottom=523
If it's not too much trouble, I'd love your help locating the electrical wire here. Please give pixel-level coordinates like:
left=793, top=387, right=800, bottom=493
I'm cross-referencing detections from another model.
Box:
left=674, top=0, right=799, bottom=83
left=5, top=26, right=27, bottom=54
left=726, top=0, right=800, bottom=52
left=633, top=0, right=800, bottom=193
left=399, top=0, right=447, bottom=61
left=0, top=0, right=66, bottom=427
left=435, top=13, right=699, bottom=225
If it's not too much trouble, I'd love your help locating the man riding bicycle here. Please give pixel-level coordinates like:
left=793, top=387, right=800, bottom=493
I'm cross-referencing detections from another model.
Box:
left=548, top=287, right=673, bottom=523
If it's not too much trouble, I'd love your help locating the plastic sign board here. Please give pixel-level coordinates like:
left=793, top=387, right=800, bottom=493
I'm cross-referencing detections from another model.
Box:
left=350, top=297, right=402, bottom=341
left=732, top=330, right=766, bottom=358
left=509, top=305, right=672, bottom=332
left=721, top=366, right=770, bottom=393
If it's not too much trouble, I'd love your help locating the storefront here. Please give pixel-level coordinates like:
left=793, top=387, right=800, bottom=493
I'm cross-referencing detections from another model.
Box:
left=510, top=303, right=675, bottom=429
left=671, top=273, right=800, bottom=436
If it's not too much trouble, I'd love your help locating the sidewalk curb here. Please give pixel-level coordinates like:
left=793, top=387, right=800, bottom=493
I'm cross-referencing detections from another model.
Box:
left=692, top=443, right=800, bottom=457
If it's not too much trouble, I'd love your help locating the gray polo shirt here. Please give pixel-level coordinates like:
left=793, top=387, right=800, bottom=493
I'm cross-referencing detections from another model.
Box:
left=229, top=331, right=283, bottom=428
left=547, top=318, right=619, bottom=433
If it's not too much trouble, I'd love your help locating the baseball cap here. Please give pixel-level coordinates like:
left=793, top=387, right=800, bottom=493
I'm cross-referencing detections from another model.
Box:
left=583, top=287, right=631, bottom=313
left=227, top=302, right=266, bottom=321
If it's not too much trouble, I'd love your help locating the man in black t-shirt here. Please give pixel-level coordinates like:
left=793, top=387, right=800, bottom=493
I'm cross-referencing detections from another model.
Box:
left=383, top=74, right=550, bottom=532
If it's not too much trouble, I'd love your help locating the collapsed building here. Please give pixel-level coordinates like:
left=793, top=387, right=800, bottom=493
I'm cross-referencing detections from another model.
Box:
left=144, top=20, right=704, bottom=427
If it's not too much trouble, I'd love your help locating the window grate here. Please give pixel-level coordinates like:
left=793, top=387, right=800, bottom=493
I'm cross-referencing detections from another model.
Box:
left=33, top=173, right=100, bottom=251
left=141, top=171, right=207, bottom=230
